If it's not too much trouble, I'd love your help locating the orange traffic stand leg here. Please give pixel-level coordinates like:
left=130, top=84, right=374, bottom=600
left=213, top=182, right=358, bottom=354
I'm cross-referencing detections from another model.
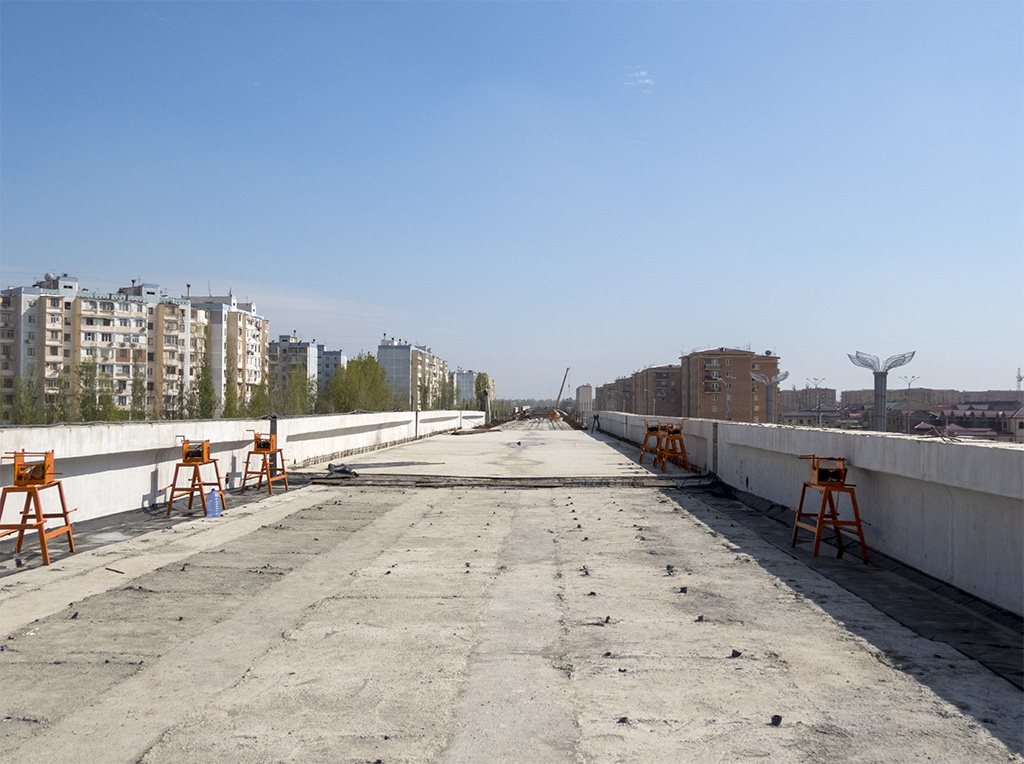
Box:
left=638, top=424, right=662, bottom=466
left=167, top=461, right=227, bottom=517
left=0, top=481, right=76, bottom=566
left=791, top=483, right=868, bottom=563
left=241, top=450, right=289, bottom=495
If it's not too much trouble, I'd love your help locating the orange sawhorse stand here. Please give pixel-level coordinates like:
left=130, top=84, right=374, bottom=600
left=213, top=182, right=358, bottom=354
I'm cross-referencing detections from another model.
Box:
left=638, top=421, right=663, bottom=466
left=240, top=432, right=289, bottom=495
left=655, top=421, right=690, bottom=473
left=0, top=451, right=76, bottom=565
left=791, top=455, right=868, bottom=562
left=166, top=440, right=226, bottom=517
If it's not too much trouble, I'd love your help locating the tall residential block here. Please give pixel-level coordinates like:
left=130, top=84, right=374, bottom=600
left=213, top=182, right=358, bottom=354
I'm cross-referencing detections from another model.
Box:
left=632, top=365, right=682, bottom=417
left=377, top=335, right=449, bottom=411
left=1, top=274, right=213, bottom=420
left=680, top=348, right=780, bottom=423
left=317, top=345, right=348, bottom=388
left=192, top=295, right=270, bottom=414
left=269, top=334, right=318, bottom=393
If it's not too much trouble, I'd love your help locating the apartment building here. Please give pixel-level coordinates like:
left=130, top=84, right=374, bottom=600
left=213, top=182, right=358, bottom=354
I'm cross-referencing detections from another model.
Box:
left=317, top=345, right=347, bottom=388
left=192, top=295, right=269, bottom=414
left=778, top=386, right=838, bottom=411
left=632, top=365, right=681, bottom=417
left=453, top=369, right=476, bottom=407
left=1, top=274, right=212, bottom=420
left=377, top=335, right=449, bottom=411
left=680, top=348, right=781, bottom=423
left=268, top=334, right=318, bottom=392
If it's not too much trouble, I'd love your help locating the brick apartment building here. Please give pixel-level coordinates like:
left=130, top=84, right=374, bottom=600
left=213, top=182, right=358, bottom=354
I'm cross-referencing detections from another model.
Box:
left=679, top=348, right=781, bottom=423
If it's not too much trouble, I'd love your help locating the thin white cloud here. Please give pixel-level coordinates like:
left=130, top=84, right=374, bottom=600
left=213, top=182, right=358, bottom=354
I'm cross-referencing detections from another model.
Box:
left=622, top=68, right=654, bottom=93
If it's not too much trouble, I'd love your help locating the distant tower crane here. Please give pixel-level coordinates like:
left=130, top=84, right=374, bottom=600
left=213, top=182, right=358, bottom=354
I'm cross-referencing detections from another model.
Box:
left=549, top=367, right=570, bottom=421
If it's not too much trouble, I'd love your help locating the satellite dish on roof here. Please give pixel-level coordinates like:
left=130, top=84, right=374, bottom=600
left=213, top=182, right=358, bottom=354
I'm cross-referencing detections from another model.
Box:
left=765, top=350, right=772, bottom=356
left=45, top=272, right=56, bottom=281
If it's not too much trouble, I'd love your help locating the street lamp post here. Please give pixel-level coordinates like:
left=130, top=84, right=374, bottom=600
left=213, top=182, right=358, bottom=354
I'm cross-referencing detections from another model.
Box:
left=807, top=377, right=825, bottom=427
left=899, top=375, right=920, bottom=434
left=848, top=351, right=916, bottom=432
left=751, top=370, right=789, bottom=424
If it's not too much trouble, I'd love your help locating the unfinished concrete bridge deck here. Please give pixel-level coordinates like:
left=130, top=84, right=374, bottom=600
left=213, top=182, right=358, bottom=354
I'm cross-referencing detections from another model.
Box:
left=1, top=422, right=1021, bottom=763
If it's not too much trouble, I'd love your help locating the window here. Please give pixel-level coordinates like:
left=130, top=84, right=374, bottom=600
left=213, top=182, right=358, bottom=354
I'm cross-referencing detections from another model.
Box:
left=26, top=347, right=35, bottom=356
left=711, top=405, right=718, bottom=413
left=48, top=346, right=59, bottom=356
left=2, top=379, right=11, bottom=389
left=84, top=332, right=95, bottom=341
left=85, top=318, right=95, bottom=326
left=27, top=314, right=35, bottom=324
left=725, top=359, right=731, bottom=366
left=63, top=333, right=70, bottom=341
left=101, top=333, right=112, bottom=342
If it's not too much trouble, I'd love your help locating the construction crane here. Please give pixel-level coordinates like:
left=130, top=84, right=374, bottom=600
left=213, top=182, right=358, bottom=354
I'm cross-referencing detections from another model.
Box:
left=548, top=367, right=570, bottom=421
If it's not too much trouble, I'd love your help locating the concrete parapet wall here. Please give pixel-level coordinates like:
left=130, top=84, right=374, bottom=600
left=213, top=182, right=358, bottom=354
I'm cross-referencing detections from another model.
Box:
left=0, top=410, right=485, bottom=525
left=596, top=412, right=1024, bottom=616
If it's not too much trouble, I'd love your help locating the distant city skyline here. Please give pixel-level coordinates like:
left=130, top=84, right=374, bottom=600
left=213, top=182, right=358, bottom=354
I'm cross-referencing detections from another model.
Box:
left=2, top=2, right=1021, bottom=399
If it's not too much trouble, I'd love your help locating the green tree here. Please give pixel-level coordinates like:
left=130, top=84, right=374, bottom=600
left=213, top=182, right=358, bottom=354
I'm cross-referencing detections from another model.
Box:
left=418, top=380, right=431, bottom=411
left=195, top=357, right=217, bottom=419
left=10, top=377, right=43, bottom=424
left=79, top=360, right=100, bottom=422
left=98, top=376, right=123, bottom=421
left=222, top=370, right=241, bottom=418
left=130, top=354, right=147, bottom=421
left=474, top=372, right=492, bottom=410
left=49, top=364, right=79, bottom=423
left=248, top=377, right=271, bottom=417
left=327, top=353, right=396, bottom=412
left=284, top=364, right=312, bottom=416
left=436, top=376, right=455, bottom=410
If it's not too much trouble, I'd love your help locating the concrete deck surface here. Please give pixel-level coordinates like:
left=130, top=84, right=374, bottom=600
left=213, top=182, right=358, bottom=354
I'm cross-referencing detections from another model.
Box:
left=1, top=422, right=1021, bottom=763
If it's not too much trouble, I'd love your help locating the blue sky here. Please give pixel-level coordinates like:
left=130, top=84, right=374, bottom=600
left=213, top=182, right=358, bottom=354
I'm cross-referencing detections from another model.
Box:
left=2, top=1, right=1021, bottom=399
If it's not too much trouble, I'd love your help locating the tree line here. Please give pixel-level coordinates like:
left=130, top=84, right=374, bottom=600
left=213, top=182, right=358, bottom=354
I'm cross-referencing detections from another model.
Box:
left=5, top=353, right=491, bottom=424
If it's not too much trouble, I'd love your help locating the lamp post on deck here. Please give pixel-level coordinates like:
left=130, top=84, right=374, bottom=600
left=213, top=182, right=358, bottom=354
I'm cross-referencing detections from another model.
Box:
left=807, top=377, right=825, bottom=427
left=899, top=375, right=920, bottom=434
left=848, top=350, right=916, bottom=432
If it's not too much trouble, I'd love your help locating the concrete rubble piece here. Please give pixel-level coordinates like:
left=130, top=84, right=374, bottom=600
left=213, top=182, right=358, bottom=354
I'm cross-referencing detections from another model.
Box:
left=1, top=422, right=1021, bottom=763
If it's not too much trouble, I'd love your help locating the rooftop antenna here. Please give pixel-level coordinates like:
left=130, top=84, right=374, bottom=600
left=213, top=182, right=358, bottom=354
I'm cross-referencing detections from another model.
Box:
left=1017, top=367, right=1022, bottom=392
left=848, top=350, right=915, bottom=431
